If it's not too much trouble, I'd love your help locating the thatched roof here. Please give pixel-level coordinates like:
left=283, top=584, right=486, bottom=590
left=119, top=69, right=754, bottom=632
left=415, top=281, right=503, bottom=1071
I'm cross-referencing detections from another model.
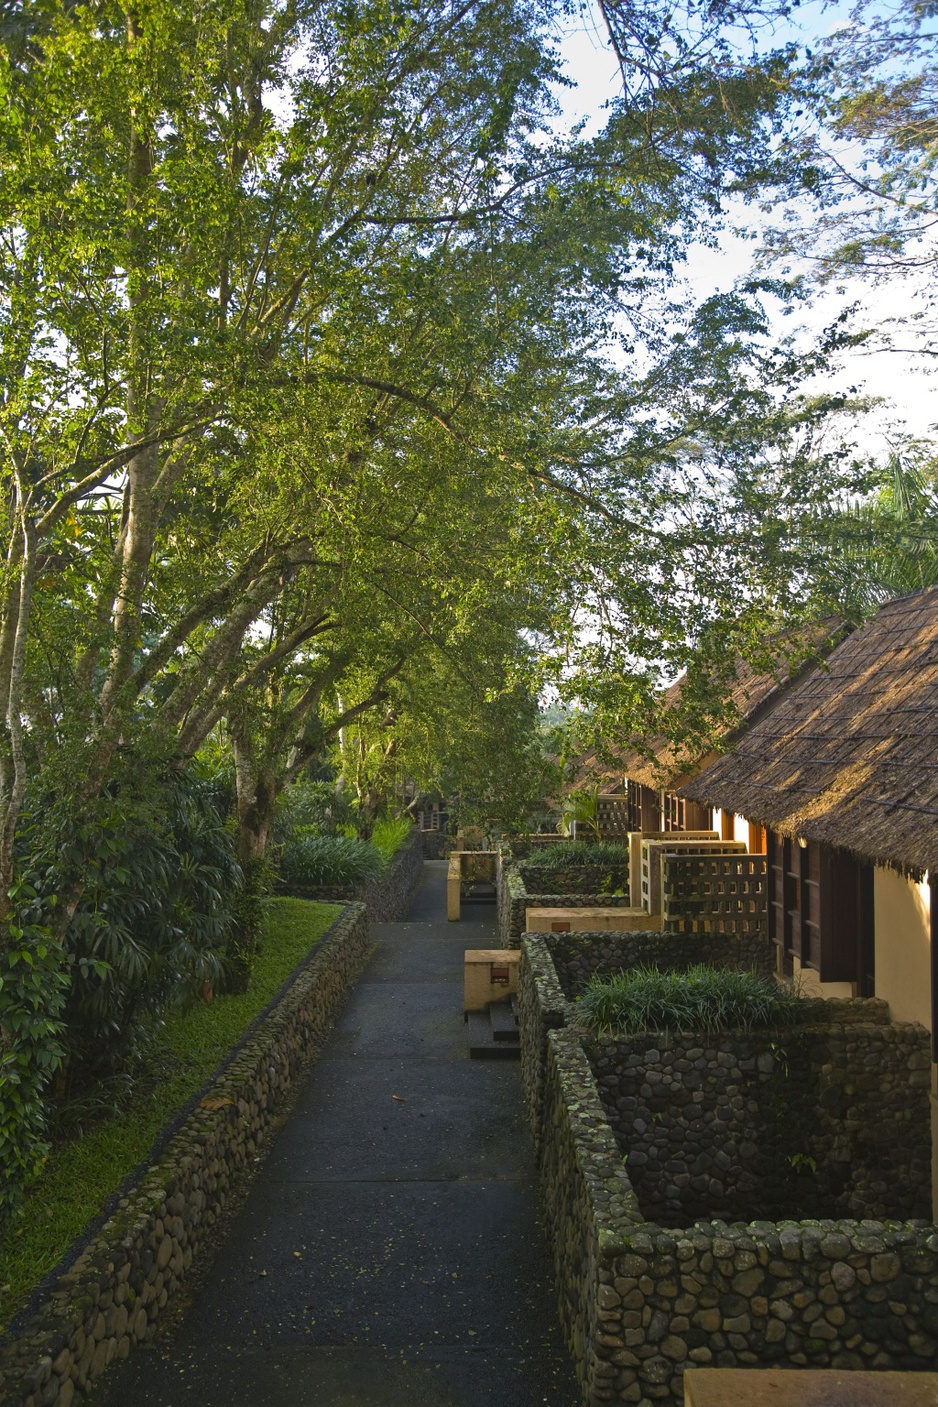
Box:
left=616, top=623, right=841, bottom=791
left=681, top=588, right=938, bottom=875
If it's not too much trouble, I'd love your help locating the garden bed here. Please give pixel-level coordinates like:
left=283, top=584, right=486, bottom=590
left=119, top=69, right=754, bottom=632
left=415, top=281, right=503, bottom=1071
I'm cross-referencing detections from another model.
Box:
left=0, top=900, right=370, bottom=1407
left=539, top=1022, right=934, bottom=1407
left=278, top=827, right=423, bottom=920
left=497, top=856, right=635, bottom=949
left=518, top=862, right=630, bottom=896
left=518, top=930, right=777, bottom=1154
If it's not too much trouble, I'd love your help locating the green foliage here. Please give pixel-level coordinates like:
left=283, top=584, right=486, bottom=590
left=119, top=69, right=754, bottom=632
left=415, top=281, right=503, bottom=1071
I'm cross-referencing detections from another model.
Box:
left=272, top=781, right=359, bottom=843
left=278, top=835, right=383, bottom=889
left=370, top=817, right=414, bottom=868
left=808, top=451, right=938, bottom=618
left=0, top=898, right=340, bottom=1329
left=25, top=772, right=242, bottom=1098
left=0, top=0, right=902, bottom=1243
left=559, top=788, right=603, bottom=844
left=0, top=926, right=68, bottom=1225
left=577, top=965, right=814, bottom=1036
left=523, top=841, right=626, bottom=870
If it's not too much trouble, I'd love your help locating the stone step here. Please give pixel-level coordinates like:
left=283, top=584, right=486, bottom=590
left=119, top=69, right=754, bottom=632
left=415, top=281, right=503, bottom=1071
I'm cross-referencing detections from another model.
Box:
left=466, top=1009, right=520, bottom=1060
left=488, top=1000, right=519, bottom=1042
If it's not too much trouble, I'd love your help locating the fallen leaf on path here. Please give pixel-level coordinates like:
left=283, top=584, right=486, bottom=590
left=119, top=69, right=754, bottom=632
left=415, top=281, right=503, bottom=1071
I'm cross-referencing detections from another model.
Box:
left=200, top=1096, right=235, bottom=1110
left=391, top=1094, right=406, bottom=1102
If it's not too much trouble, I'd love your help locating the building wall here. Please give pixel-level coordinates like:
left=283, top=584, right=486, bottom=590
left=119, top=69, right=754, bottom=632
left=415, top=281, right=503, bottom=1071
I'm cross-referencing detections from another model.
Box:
left=873, top=867, right=932, bottom=1031
left=791, top=954, right=855, bottom=1001
left=720, top=810, right=748, bottom=838
left=715, top=808, right=765, bottom=851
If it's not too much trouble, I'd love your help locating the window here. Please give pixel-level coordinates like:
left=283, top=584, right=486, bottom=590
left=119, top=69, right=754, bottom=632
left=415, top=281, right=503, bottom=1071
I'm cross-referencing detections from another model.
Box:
left=767, top=831, right=873, bottom=990
left=644, top=787, right=663, bottom=830
left=662, top=793, right=711, bottom=832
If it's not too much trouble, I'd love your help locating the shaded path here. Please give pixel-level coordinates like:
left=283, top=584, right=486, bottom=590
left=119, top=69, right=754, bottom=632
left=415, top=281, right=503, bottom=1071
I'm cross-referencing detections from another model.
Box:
left=93, top=862, right=578, bottom=1406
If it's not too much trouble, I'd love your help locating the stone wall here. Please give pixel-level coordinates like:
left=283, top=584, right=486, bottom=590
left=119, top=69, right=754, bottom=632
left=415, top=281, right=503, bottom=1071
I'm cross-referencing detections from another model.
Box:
left=497, top=860, right=636, bottom=949
left=418, top=829, right=450, bottom=859
left=518, top=934, right=571, bottom=1157
left=280, top=829, right=423, bottom=921
left=539, top=1024, right=938, bottom=1407
left=519, top=864, right=630, bottom=898
left=545, top=930, right=775, bottom=1001
left=517, top=930, right=777, bottom=1154
left=589, top=1027, right=930, bottom=1226
left=0, top=904, right=371, bottom=1407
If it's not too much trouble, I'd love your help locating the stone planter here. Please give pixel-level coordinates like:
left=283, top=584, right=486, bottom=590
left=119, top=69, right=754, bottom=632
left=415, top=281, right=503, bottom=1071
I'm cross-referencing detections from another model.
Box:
left=518, top=929, right=778, bottom=1155
left=539, top=1021, right=935, bottom=1407
left=496, top=855, right=635, bottom=949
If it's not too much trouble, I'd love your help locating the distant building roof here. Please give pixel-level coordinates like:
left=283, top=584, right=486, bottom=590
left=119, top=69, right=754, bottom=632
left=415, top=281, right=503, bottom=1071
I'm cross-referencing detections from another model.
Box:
left=681, top=588, right=938, bottom=874
left=613, top=621, right=842, bottom=791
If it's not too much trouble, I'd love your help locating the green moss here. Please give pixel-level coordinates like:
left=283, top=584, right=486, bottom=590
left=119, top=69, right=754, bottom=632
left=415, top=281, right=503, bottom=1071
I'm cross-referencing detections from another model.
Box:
left=0, top=898, right=341, bottom=1330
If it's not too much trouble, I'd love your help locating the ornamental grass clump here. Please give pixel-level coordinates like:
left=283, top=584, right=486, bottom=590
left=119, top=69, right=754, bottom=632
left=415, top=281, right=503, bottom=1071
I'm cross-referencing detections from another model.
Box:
left=577, top=965, right=814, bottom=1035
left=278, top=834, right=383, bottom=888
left=370, top=816, right=414, bottom=867
left=523, top=840, right=626, bottom=869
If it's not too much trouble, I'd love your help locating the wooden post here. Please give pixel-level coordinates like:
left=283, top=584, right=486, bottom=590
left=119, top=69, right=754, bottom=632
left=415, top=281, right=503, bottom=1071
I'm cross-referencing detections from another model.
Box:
left=447, top=855, right=461, bottom=921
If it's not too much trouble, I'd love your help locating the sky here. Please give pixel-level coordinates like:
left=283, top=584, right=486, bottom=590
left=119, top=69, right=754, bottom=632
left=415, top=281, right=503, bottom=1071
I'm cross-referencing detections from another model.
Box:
left=551, top=3, right=937, bottom=453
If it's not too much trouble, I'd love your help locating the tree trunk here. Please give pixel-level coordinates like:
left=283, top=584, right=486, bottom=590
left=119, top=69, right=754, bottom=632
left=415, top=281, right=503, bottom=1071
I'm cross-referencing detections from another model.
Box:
left=228, top=721, right=278, bottom=993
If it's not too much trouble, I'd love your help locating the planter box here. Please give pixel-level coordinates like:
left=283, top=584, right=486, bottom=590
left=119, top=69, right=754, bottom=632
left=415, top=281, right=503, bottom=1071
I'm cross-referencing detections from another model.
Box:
left=539, top=1022, right=933, bottom=1407
left=496, top=853, right=634, bottom=949
left=517, top=929, right=864, bottom=1164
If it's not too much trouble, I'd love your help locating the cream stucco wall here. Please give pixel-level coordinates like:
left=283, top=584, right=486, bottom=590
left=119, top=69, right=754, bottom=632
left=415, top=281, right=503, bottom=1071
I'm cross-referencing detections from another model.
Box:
left=873, top=867, right=932, bottom=1031
left=713, top=809, right=751, bottom=846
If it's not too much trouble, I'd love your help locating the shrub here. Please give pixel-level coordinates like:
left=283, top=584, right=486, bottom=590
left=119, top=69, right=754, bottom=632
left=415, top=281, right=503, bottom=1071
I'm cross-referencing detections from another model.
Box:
left=0, top=926, right=68, bottom=1226
left=278, top=834, right=383, bottom=889
left=577, top=965, right=815, bottom=1036
left=272, top=779, right=359, bottom=842
left=370, top=816, right=414, bottom=867
left=19, top=771, right=242, bottom=1104
left=523, top=840, right=626, bottom=869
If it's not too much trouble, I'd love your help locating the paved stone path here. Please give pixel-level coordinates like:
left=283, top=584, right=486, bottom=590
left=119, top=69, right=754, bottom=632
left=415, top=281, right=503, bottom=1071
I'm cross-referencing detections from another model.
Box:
left=92, top=861, right=578, bottom=1406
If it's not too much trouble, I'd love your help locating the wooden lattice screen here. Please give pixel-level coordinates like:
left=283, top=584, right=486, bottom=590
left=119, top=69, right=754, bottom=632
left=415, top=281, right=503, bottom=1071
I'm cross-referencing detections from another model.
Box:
left=640, top=838, right=746, bottom=915
left=596, top=794, right=630, bottom=841
left=662, top=853, right=768, bottom=936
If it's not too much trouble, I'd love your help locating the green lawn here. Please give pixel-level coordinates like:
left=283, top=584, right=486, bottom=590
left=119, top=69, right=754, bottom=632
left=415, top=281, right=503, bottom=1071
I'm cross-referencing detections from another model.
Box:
left=0, top=898, right=342, bottom=1330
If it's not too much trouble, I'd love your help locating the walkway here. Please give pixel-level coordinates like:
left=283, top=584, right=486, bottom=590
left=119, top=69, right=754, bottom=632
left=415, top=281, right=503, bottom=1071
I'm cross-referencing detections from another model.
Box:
left=92, top=861, right=578, bottom=1407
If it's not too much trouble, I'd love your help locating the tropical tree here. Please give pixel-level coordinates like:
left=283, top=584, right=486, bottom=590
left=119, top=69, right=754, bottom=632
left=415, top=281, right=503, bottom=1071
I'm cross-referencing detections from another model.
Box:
left=0, top=0, right=880, bottom=1215
left=764, top=0, right=938, bottom=356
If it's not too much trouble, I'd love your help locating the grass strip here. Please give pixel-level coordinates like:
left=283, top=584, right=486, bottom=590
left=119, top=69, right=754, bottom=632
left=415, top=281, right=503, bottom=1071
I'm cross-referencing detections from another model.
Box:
left=0, top=898, right=342, bottom=1331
